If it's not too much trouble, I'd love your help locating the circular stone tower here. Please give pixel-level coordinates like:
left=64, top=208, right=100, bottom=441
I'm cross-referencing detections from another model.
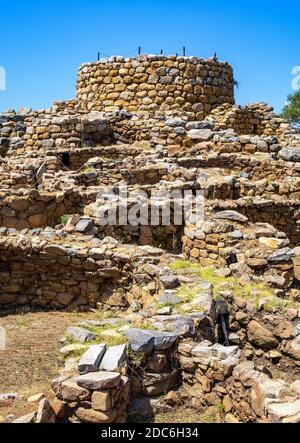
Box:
left=76, top=54, right=235, bottom=119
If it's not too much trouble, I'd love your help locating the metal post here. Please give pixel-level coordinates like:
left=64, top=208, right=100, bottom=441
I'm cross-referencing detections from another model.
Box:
left=97, top=52, right=100, bottom=61
left=183, top=46, right=186, bottom=56
left=160, top=49, right=163, bottom=55
left=138, top=46, right=141, bottom=55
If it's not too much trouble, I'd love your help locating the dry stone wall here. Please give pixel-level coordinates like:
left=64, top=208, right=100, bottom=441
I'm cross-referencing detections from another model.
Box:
left=0, top=232, right=163, bottom=309
left=76, top=55, right=234, bottom=118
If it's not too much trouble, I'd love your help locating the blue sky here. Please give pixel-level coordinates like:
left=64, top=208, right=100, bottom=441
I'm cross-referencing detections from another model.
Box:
left=0, top=0, right=299, bottom=113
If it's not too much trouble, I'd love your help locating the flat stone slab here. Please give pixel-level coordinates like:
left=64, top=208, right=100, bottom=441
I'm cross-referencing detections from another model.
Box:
left=150, top=331, right=178, bottom=350
left=159, top=273, right=180, bottom=289
left=192, top=342, right=213, bottom=358
left=215, top=210, right=248, bottom=224
left=67, top=326, right=97, bottom=343
left=157, top=293, right=182, bottom=306
left=152, top=316, right=195, bottom=337
left=78, top=344, right=106, bottom=375
left=76, top=371, right=121, bottom=390
left=100, top=344, right=127, bottom=372
left=125, top=329, right=155, bottom=353
left=125, top=329, right=178, bottom=353
left=268, top=247, right=295, bottom=263
left=187, top=129, right=213, bottom=141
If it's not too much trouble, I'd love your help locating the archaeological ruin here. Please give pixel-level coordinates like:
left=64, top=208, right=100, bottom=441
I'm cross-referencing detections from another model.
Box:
left=1, top=54, right=300, bottom=424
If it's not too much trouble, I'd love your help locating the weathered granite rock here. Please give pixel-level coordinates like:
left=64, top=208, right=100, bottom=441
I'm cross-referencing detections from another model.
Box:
left=76, top=372, right=121, bottom=390
left=152, top=315, right=195, bottom=337
left=157, top=292, right=182, bottom=306
left=150, top=331, right=179, bottom=350
left=159, top=271, right=180, bottom=289
left=125, top=329, right=178, bottom=352
left=268, top=248, right=295, bottom=263
left=35, top=398, right=56, bottom=423
left=215, top=211, right=248, bottom=224
left=55, top=377, right=91, bottom=402
left=91, top=391, right=112, bottom=412
left=285, top=337, right=300, bottom=361
left=267, top=399, right=300, bottom=423
left=100, top=344, right=127, bottom=372
left=74, top=407, right=117, bottom=424
left=278, top=147, right=300, bottom=162
left=75, top=218, right=94, bottom=233
left=27, top=393, right=45, bottom=403
left=125, top=329, right=155, bottom=353
left=247, top=320, right=279, bottom=350
left=144, top=371, right=178, bottom=396
left=67, top=326, right=97, bottom=343
left=78, top=344, right=106, bottom=375
left=187, top=129, right=213, bottom=141
left=13, top=412, right=37, bottom=424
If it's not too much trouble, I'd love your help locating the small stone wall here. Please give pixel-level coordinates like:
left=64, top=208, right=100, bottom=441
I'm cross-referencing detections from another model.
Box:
left=3, top=112, right=114, bottom=156
left=76, top=55, right=234, bottom=117
left=179, top=341, right=300, bottom=423
left=0, top=190, right=83, bottom=230
left=0, top=233, right=162, bottom=309
left=182, top=211, right=299, bottom=284
left=51, top=372, right=129, bottom=424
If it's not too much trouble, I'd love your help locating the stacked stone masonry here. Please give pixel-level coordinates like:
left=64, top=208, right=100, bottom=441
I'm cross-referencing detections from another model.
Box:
left=76, top=55, right=234, bottom=117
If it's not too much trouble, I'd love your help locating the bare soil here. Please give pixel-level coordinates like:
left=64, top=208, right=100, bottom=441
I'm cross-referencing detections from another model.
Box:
left=0, top=310, right=100, bottom=422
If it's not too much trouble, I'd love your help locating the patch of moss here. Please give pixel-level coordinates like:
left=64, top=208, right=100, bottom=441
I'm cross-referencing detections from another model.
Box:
left=169, top=260, right=200, bottom=272
left=169, top=261, right=295, bottom=313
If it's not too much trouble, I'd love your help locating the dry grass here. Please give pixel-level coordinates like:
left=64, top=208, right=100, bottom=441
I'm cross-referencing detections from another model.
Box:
left=0, top=310, right=102, bottom=422
left=154, top=406, right=223, bottom=423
